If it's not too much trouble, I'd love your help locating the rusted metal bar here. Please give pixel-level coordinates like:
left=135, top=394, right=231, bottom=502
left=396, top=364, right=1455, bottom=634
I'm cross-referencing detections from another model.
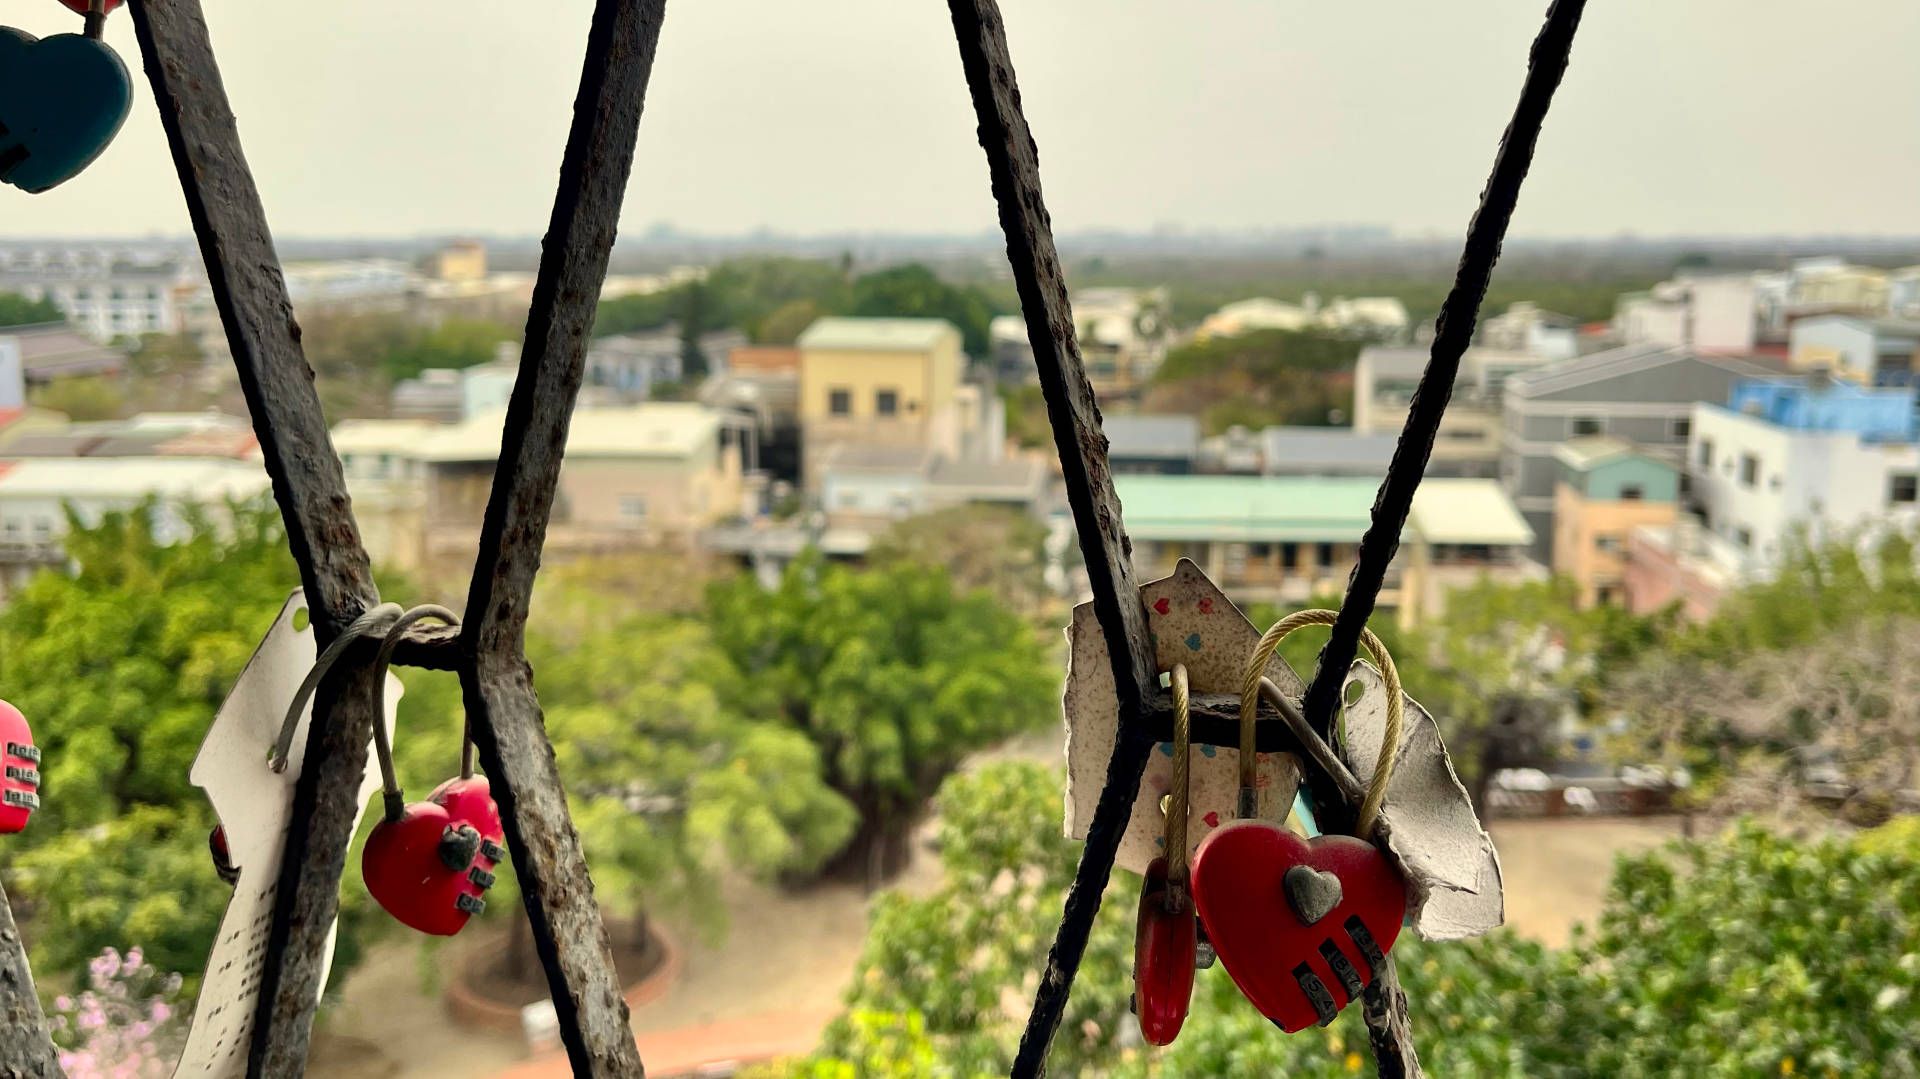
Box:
left=1149, top=693, right=1304, bottom=753
left=0, top=877, right=59, bottom=1077
left=1292, top=3, right=1589, bottom=1075
left=126, top=3, right=394, bottom=1073
left=452, top=0, right=667, bottom=1073
left=944, top=3, right=1160, bottom=1074
left=386, top=622, right=461, bottom=671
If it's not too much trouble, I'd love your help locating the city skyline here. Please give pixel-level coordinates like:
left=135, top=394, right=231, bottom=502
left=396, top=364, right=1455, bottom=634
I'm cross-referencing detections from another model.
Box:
left=7, top=1, right=1920, bottom=241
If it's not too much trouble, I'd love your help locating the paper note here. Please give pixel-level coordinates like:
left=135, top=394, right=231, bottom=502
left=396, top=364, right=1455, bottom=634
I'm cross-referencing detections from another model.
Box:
left=174, top=591, right=400, bottom=1077
left=1339, top=661, right=1504, bottom=941
left=1064, top=559, right=1304, bottom=875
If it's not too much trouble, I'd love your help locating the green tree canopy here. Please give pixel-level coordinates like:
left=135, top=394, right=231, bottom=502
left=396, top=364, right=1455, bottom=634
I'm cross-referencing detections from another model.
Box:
left=1144, top=328, right=1362, bottom=433
left=29, top=376, right=125, bottom=422
left=0, top=503, right=303, bottom=984
left=705, top=555, right=1056, bottom=879
left=591, top=258, right=1004, bottom=355
left=0, top=292, right=62, bottom=328
left=848, top=265, right=999, bottom=355
left=392, top=575, right=858, bottom=969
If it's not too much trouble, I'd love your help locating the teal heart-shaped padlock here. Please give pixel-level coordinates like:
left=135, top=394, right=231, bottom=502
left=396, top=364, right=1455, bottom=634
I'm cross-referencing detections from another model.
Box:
left=0, top=27, right=132, bottom=194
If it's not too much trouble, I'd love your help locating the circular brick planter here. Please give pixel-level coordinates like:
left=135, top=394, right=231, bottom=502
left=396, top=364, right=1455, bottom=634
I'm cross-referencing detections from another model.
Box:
left=444, top=927, right=682, bottom=1033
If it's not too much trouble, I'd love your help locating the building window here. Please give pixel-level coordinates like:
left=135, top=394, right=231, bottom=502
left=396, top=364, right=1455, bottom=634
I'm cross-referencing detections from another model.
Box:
left=1892, top=473, right=1919, bottom=504
left=1739, top=453, right=1760, bottom=489
left=1569, top=416, right=1605, bottom=437
left=1315, top=543, right=1335, bottom=569
left=1734, top=526, right=1753, bottom=549
left=1697, top=439, right=1714, bottom=467
left=619, top=496, right=648, bottom=521
left=875, top=389, right=899, bottom=417
left=1279, top=542, right=1299, bottom=567
left=1595, top=534, right=1622, bottom=553
left=1618, top=484, right=1644, bottom=501
left=1249, top=542, right=1273, bottom=559
left=1670, top=416, right=1691, bottom=440
left=828, top=388, right=852, bottom=416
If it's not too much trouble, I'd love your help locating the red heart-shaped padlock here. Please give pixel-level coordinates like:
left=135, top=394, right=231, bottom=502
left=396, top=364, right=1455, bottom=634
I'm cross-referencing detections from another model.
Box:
left=1132, top=856, right=1196, bottom=1045
left=1191, top=821, right=1407, bottom=1032
left=363, top=779, right=504, bottom=936
left=428, top=775, right=506, bottom=854
left=55, top=0, right=125, bottom=15
left=0, top=700, right=41, bottom=835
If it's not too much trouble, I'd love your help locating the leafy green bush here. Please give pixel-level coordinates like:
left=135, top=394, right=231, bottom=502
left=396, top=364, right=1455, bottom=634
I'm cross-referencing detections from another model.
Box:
left=774, top=765, right=1920, bottom=1077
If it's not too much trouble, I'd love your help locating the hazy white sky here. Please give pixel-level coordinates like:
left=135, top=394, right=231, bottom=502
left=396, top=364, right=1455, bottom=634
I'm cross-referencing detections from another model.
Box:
left=8, top=0, right=1920, bottom=240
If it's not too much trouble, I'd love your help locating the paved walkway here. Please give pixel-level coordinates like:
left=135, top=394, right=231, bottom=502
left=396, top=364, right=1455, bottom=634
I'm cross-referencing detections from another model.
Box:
left=496, top=1007, right=838, bottom=1079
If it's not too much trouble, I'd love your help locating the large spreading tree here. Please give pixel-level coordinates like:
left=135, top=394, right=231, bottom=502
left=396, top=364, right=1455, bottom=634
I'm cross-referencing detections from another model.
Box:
left=705, top=555, right=1057, bottom=881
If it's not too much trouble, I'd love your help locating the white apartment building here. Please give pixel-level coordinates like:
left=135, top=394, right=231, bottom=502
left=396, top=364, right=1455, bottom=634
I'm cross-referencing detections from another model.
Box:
left=1479, top=301, right=1578, bottom=361
left=1687, top=379, right=1920, bottom=574
left=0, top=259, right=190, bottom=342
left=0, top=457, right=272, bottom=604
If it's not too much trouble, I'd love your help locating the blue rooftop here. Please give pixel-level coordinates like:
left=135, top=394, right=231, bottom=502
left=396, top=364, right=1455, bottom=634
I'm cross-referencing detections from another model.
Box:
left=1727, top=378, right=1917, bottom=442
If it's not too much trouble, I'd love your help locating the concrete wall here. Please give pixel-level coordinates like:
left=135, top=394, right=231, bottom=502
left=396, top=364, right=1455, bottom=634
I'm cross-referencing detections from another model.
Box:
left=1552, top=484, right=1678, bottom=607
left=1790, top=317, right=1878, bottom=382
left=1688, top=277, right=1758, bottom=354
left=1688, top=402, right=1920, bottom=572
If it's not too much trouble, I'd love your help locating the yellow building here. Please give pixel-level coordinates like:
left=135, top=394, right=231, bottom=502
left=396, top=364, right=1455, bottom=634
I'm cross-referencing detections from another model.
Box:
left=1550, top=436, right=1680, bottom=608
left=430, top=240, right=488, bottom=283
left=797, top=317, right=965, bottom=484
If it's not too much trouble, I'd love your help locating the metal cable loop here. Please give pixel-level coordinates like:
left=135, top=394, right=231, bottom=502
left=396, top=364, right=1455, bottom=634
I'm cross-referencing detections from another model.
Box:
left=369, top=605, right=462, bottom=821
left=1239, top=609, right=1402, bottom=839
left=268, top=603, right=403, bottom=773
left=1163, top=665, right=1191, bottom=889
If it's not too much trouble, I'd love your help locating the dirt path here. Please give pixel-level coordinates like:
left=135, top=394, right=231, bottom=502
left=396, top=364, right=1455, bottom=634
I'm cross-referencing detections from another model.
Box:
left=1489, top=814, right=1684, bottom=946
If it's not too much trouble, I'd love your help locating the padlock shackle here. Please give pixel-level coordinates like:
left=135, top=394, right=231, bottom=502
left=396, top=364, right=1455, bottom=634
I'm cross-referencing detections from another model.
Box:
left=1236, top=609, right=1403, bottom=839
left=369, top=604, right=462, bottom=822
left=1161, top=664, right=1192, bottom=890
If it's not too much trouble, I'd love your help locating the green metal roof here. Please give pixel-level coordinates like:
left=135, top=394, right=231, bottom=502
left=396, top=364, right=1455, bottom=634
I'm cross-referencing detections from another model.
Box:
left=1113, top=475, right=1380, bottom=543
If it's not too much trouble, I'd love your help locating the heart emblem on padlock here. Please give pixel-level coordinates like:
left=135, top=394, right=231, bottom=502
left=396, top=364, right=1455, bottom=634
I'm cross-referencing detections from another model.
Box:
left=55, top=0, right=126, bottom=14
left=363, top=778, right=505, bottom=936
left=0, top=28, right=132, bottom=193
left=1191, top=821, right=1407, bottom=1033
left=1132, top=855, right=1197, bottom=1045
left=0, top=699, right=41, bottom=835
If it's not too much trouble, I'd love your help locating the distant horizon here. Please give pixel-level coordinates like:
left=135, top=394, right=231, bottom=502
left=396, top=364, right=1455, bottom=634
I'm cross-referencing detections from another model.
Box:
left=7, top=1, right=1920, bottom=240
left=8, top=228, right=1920, bottom=250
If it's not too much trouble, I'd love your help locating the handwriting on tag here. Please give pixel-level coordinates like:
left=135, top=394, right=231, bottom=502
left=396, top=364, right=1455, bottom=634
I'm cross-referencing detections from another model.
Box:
left=174, top=591, right=400, bottom=1077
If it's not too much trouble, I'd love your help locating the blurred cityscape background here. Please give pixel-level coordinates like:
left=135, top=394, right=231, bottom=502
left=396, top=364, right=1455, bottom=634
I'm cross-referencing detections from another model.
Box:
left=4, top=0, right=1920, bottom=1075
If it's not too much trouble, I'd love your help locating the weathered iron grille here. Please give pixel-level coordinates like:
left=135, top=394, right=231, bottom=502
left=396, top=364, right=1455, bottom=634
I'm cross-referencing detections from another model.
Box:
left=0, top=0, right=1586, bottom=1075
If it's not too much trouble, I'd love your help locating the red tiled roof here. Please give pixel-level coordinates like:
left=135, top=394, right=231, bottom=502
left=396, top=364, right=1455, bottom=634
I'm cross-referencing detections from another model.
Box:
left=728, top=346, right=800, bottom=374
